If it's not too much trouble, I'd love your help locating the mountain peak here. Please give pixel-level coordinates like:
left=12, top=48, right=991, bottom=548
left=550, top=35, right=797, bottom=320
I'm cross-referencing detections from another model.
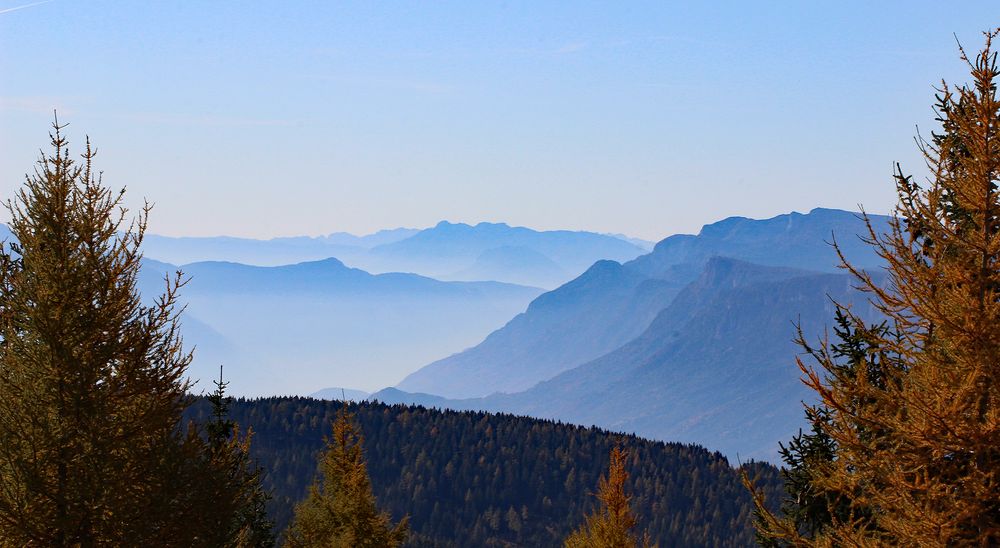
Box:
left=431, top=220, right=517, bottom=232
left=299, top=256, right=348, bottom=269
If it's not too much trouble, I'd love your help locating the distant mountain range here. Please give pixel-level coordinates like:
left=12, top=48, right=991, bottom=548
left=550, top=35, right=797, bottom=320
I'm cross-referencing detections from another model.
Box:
left=0, top=220, right=650, bottom=395
left=397, top=208, right=889, bottom=399
left=138, top=257, right=543, bottom=396
left=382, top=208, right=893, bottom=460
left=141, top=222, right=651, bottom=289
left=308, top=387, right=370, bottom=402
left=1, top=208, right=897, bottom=460
left=141, top=228, right=419, bottom=267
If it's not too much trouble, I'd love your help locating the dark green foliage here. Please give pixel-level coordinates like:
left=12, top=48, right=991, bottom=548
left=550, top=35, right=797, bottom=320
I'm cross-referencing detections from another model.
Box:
left=757, top=309, right=887, bottom=544
left=760, top=409, right=840, bottom=547
left=187, top=397, right=782, bottom=547
left=208, top=367, right=239, bottom=449
left=206, top=368, right=276, bottom=547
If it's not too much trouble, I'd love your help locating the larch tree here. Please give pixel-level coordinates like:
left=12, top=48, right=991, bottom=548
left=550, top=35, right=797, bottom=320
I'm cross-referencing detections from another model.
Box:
left=748, top=30, right=1000, bottom=546
left=0, top=121, right=272, bottom=546
left=283, top=405, right=408, bottom=548
left=564, top=446, right=653, bottom=548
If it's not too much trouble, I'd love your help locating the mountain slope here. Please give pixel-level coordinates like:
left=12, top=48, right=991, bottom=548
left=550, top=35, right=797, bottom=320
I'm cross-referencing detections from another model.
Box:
left=444, top=245, right=569, bottom=288
left=485, top=258, right=882, bottom=459
left=139, top=258, right=543, bottom=396
left=397, top=260, right=695, bottom=398
left=397, top=208, right=890, bottom=399
left=361, top=221, right=648, bottom=287
left=381, top=257, right=882, bottom=461
left=628, top=207, right=888, bottom=277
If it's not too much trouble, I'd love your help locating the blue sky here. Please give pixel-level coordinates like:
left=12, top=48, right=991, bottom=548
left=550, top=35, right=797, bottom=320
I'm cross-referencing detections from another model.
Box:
left=0, top=1, right=996, bottom=240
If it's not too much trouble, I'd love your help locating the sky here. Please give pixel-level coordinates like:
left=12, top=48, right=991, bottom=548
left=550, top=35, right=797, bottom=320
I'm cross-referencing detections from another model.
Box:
left=0, top=1, right=997, bottom=241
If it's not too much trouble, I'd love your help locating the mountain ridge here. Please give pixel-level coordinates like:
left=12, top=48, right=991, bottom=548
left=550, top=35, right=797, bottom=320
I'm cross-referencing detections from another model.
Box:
left=379, top=256, right=884, bottom=460
left=397, top=208, right=891, bottom=400
left=138, top=221, right=650, bottom=289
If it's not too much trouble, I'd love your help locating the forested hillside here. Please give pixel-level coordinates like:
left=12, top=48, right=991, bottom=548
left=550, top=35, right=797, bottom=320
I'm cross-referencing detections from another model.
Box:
left=187, top=397, right=782, bottom=547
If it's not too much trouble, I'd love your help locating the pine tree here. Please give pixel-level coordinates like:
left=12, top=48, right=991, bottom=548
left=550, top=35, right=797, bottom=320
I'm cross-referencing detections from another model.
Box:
left=284, top=405, right=408, bottom=547
left=564, top=446, right=653, bottom=548
left=749, top=30, right=1000, bottom=545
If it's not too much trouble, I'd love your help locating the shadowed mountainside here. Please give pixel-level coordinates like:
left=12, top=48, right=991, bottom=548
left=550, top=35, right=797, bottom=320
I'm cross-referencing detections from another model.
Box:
left=380, top=257, right=884, bottom=461
left=397, top=208, right=890, bottom=400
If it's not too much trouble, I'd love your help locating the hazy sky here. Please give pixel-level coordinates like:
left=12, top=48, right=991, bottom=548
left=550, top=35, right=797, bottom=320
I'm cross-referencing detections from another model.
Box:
left=1, top=1, right=996, bottom=240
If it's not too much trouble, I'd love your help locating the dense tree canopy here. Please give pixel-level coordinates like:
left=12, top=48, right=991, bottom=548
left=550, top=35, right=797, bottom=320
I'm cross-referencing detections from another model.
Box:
left=187, top=397, right=782, bottom=547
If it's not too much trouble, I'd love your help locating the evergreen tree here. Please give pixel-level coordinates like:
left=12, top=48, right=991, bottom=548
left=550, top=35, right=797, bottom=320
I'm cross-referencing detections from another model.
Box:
left=284, top=405, right=408, bottom=547
left=206, top=366, right=276, bottom=547
left=564, top=446, right=652, bottom=548
left=751, top=309, right=883, bottom=545
left=749, top=30, right=1000, bottom=545
left=0, top=121, right=271, bottom=545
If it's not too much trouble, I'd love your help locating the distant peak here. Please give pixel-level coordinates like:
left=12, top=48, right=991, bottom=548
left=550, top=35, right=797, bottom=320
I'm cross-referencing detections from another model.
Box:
left=586, top=259, right=624, bottom=274
left=697, top=215, right=751, bottom=238
left=807, top=207, right=857, bottom=216
left=302, top=257, right=348, bottom=269
left=433, top=220, right=472, bottom=230
left=432, top=220, right=516, bottom=229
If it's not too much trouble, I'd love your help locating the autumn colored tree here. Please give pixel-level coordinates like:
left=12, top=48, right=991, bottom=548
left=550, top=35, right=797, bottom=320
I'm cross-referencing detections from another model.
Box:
left=0, top=121, right=272, bottom=545
left=749, top=30, right=1000, bottom=545
left=564, top=446, right=652, bottom=548
left=284, top=406, right=408, bottom=547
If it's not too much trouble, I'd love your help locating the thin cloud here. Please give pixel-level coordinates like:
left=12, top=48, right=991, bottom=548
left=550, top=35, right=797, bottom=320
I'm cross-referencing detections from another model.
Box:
left=0, top=0, right=53, bottom=16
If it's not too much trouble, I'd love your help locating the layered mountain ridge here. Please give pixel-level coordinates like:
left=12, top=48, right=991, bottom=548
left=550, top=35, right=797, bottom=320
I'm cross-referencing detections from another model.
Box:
left=397, top=208, right=890, bottom=399
left=141, top=221, right=649, bottom=289
left=137, top=257, right=543, bottom=396
left=383, top=208, right=893, bottom=460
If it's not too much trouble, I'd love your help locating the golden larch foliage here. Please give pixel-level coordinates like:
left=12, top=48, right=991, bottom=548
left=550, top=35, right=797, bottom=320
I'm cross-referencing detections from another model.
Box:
left=284, top=406, right=408, bottom=547
left=748, top=29, right=1000, bottom=547
left=564, top=446, right=654, bottom=548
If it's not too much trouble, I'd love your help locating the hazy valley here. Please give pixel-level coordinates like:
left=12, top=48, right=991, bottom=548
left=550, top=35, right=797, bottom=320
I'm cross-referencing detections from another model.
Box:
left=125, top=208, right=891, bottom=461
